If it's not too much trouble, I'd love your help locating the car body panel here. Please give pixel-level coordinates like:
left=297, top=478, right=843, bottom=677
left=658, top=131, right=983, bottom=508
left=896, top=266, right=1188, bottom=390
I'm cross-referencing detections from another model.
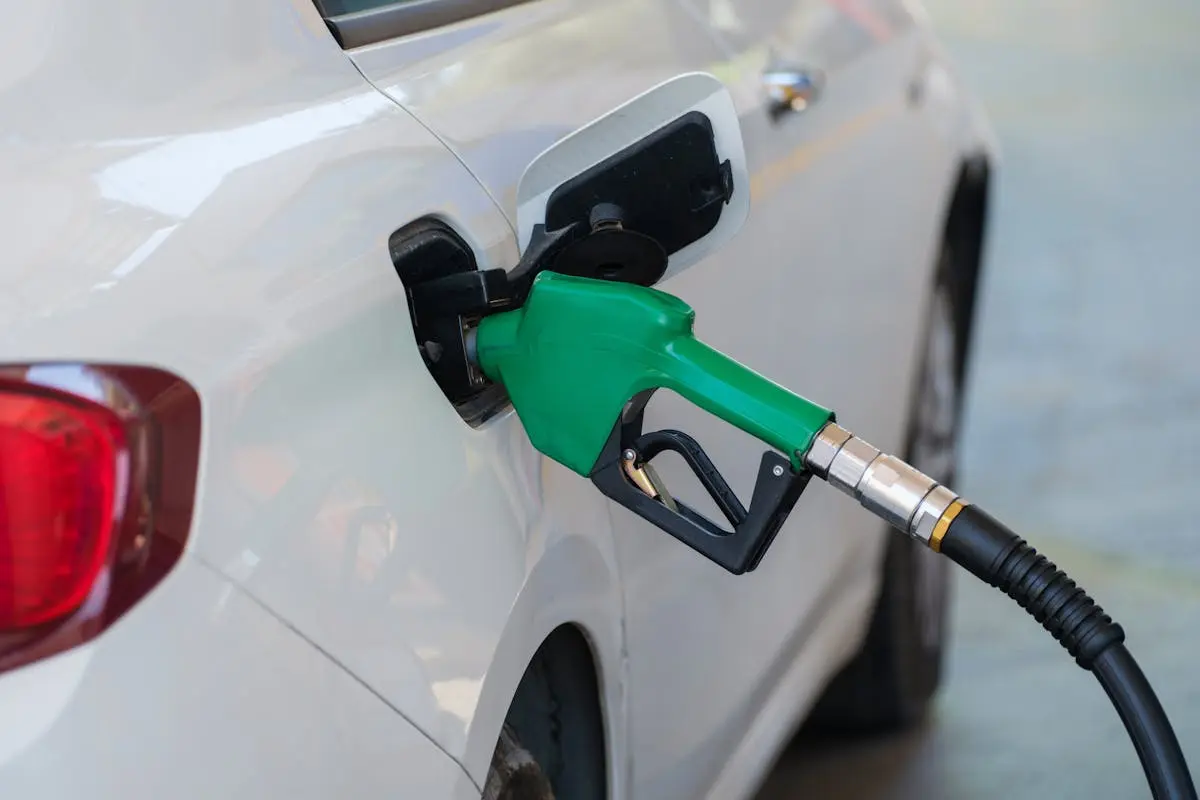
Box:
left=345, top=0, right=973, bottom=795
left=0, top=0, right=621, bottom=783
left=0, top=557, right=479, bottom=798
left=0, top=0, right=992, bottom=798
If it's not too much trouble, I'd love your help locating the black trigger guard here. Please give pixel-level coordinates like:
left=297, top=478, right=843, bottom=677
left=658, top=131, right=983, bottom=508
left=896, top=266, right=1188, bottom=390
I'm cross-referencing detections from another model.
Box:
left=633, top=429, right=748, bottom=528
left=588, top=409, right=812, bottom=575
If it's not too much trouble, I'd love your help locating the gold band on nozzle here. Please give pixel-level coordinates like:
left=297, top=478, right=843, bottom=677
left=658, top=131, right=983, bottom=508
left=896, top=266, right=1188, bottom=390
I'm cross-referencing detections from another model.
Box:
left=930, top=500, right=966, bottom=553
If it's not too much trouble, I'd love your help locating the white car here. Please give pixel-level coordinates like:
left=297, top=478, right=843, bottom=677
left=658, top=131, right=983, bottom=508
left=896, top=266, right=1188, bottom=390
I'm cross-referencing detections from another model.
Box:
left=0, top=1, right=994, bottom=797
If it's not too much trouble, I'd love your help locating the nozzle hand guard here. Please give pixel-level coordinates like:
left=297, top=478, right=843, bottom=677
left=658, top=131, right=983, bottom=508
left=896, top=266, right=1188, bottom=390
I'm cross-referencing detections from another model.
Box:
left=589, top=405, right=812, bottom=573
left=473, top=271, right=833, bottom=573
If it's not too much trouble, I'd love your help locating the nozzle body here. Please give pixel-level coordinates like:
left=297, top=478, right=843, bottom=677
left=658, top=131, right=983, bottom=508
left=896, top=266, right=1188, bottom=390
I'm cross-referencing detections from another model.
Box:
left=473, top=271, right=833, bottom=476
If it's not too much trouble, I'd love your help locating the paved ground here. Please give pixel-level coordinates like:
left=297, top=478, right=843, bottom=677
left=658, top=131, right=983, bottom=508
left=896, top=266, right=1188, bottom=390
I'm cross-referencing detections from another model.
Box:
left=758, top=1, right=1200, bottom=797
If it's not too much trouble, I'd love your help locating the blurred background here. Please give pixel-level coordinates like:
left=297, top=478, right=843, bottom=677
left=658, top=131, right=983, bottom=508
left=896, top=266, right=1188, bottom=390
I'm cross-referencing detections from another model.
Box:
left=759, top=0, right=1200, bottom=796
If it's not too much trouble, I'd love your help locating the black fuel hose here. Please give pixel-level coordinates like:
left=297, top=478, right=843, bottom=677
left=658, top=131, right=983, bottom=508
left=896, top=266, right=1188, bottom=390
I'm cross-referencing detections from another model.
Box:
left=937, top=504, right=1196, bottom=800
left=808, top=421, right=1196, bottom=798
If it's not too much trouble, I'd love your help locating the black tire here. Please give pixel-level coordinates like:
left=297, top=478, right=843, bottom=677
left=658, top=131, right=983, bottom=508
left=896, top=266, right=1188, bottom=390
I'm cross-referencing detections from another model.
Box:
left=808, top=242, right=973, bottom=733
left=483, top=726, right=555, bottom=800
left=493, top=626, right=607, bottom=800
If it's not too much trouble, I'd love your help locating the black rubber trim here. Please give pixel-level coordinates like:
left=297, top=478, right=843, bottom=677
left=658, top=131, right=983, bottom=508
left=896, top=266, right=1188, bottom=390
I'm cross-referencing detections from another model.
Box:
left=323, top=0, right=539, bottom=49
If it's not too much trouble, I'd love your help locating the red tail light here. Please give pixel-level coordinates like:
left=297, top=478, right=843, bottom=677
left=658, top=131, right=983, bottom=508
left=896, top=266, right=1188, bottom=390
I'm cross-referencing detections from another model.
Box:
left=0, top=365, right=200, bottom=673
left=0, top=385, right=125, bottom=628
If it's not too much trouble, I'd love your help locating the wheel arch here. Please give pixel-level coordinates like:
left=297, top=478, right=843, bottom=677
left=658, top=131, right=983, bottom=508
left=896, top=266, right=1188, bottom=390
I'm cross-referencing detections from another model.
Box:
left=462, top=524, right=626, bottom=796
left=941, top=153, right=992, bottom=384
left=502, top=623, right=610, bottom=799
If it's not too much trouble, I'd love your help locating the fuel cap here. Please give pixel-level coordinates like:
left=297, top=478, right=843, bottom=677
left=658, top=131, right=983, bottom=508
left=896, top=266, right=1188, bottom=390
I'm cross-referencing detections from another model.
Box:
left=551, top=203, right=668, bottom=287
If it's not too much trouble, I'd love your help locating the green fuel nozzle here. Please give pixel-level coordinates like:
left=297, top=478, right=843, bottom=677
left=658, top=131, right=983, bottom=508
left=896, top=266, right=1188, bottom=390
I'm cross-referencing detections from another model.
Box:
left=473, top=271, right=834, bottom=476
left=471, top=271, right=832, bottom=573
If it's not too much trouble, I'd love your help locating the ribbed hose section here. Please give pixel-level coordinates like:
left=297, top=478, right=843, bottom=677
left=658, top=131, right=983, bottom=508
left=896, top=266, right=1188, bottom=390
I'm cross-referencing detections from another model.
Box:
left=940, top=503, right=1195, bottom=800
left=941, top=505, right=1123, bottom=667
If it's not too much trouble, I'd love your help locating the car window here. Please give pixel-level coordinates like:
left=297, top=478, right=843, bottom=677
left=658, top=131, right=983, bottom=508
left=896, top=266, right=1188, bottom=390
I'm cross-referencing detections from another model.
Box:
left=313, top=0, right=406, bottom=16
left=313, top=0, right=535, bottom=49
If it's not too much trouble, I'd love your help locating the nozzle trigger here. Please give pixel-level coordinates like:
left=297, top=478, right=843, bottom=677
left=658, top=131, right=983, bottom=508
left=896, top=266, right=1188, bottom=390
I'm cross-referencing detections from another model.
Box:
left=590, top=398, right=811, bottom=575
left=621, top=448, right=679, bottom=513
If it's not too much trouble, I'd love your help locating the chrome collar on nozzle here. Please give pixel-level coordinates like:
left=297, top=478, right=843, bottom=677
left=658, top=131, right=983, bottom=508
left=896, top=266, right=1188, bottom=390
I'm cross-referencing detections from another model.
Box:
left=802, top=421, right=959, bottom=546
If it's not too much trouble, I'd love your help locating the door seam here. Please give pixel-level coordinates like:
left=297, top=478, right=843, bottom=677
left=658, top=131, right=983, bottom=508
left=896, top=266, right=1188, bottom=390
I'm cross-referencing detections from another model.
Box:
left=342, top=50, right=520, bottom=247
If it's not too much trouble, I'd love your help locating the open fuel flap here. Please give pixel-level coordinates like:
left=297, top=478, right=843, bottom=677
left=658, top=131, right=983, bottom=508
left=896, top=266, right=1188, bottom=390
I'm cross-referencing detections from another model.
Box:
left=392, top=72, right=750, bottom=423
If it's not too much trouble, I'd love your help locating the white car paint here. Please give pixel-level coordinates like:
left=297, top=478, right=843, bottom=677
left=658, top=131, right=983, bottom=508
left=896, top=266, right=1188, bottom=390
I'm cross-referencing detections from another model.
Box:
left=0, top=559, right=480, bottom=798
left=0, top=0, right=991, bottom=797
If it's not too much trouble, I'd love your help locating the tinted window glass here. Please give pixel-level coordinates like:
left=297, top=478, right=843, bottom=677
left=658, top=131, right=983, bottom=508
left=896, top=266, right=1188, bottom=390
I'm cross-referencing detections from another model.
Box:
left=316, top=0, right=406, bottom=16
left=316, top=0, right=530, bottom=48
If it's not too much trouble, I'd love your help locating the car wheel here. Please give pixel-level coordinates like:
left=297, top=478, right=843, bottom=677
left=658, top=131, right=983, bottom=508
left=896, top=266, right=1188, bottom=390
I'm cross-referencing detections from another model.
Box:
left=808, top=242, right=967, bottom=733
left=483, top=726, right=555, bottom=800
